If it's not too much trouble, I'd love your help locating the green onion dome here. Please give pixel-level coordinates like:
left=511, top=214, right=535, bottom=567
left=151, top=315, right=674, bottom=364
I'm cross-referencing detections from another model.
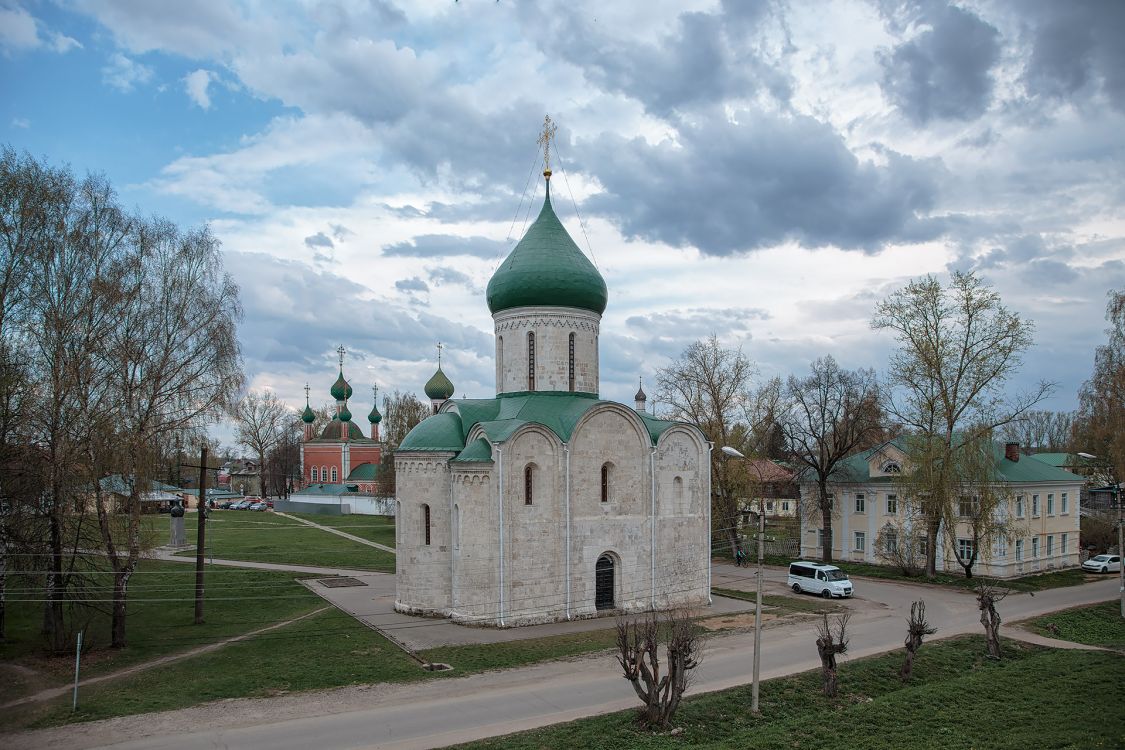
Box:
left=330, top=372, right=353, bottom=401
left=338, top=404, right=352, bottom=422
left=368, top=403, right=382, bottom=424
left=486, top=182, right=608, bottom=315
left=424, top=366, right=455, bottom=400
left=301, top=404, right=316, bottom=423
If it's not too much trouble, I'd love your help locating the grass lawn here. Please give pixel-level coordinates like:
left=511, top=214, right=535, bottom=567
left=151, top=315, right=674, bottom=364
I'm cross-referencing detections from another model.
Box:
left=174, top=510, right=395, bottom=572
left=287, top=512, right=396, bottom=548
left=0, top=560, right=324, bottom=706
left=456, top=636, right=1125, bottom=750
left=710, top=587, right=842, bottom=614
left=1026, top=601, right=1125, bottom=649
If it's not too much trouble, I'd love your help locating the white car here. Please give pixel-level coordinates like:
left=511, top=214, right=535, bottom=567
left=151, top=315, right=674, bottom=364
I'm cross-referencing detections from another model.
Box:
left=1081, top=554, right=1122, bottom=573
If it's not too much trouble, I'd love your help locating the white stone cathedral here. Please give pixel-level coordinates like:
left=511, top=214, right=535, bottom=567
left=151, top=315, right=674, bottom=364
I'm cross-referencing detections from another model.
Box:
left=394, top=158, right=711, bottom=627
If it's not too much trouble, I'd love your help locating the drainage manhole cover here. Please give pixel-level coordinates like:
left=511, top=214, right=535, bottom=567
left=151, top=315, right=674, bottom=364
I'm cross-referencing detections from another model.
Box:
left=318, top=577, right=367, bottom=588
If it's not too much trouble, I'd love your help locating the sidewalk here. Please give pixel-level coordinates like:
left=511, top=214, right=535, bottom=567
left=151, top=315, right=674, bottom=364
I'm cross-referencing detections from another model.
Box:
left=148, top=548, right=376, bottom=578
left=274, top=512, right=396, bottom=554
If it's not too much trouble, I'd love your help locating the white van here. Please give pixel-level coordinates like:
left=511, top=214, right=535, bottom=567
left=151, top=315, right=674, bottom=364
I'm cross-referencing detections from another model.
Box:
left=788, top=561, right=853, bottom=599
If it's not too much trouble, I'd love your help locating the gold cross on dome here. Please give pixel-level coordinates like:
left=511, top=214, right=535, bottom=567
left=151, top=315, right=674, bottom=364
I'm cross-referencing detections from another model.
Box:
left=436, top=341, right=443, bottom=366
left=537, top=114, right=558, bottom=176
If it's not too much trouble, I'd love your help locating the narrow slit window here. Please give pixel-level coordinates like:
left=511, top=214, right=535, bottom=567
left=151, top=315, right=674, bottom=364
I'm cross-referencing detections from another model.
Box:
left=525, top=465, right=534, bottom=505
left=568, top=332, right=576, bottom=391
left=527, top=332, right=535, bottom=391
left=423, top=504, right=431, bottom=546
left=601, top=463, right=611, bottom=503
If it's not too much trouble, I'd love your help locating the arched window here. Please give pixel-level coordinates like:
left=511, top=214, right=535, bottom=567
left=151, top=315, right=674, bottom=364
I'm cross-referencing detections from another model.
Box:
left=673, top=476, right=683, bottom=507
left=568, top=332, right=576, bottom=391
left=497, top=336, right=504, bottom=392
left=527, top=331, right=536, bottom=390
left=421, top=504, right=431, bottom=545
left=524, top=465, right=534, bottom=505
left=601, top=463, right=613, bottom=503
left=331, top=466, right=338, bottom=483
left=311, top=466, right=318, bottom=482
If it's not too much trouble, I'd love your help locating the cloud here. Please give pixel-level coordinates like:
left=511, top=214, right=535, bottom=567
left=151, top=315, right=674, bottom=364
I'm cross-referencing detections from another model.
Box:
left=10, top=117, right=30, bottom=129
left=183, top=68, right=213, bottom=109
left=330, top=224, right=353, bottom=241
left=878, top=2, right=1001, bottom=125
left=1020, top=0, right=1125, bottom=113
left=395, top=277, right=430, bottom=293
left=0, top=4, right=81, bottom=55
left=303, top=232, right=333, bottom=249
left=382, top=234, right=506, bottom=259
left=102, top=52, right=153, bottom=92
left=584, top=112, right=943, bottom=255
left=427, top=266, right=481, bottom=294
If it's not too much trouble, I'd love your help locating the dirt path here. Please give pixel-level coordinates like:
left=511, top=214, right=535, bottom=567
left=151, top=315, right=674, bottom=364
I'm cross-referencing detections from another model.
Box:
left=0, top=606, right=331, bottom=710
left=274, top=512, right=396, bottom=553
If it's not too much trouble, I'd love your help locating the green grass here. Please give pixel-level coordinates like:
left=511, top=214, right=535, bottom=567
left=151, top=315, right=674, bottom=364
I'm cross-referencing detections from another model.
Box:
left=457, top=637, right=1125, bottom=750
left=0, top=560, right=324, bottom=702
left=174, top=510, right=395, bottom=572
left=422, top=628, right=621, bottom=673
left=710, top=587, right=842, bottom=614
left=287, top=512, right=396, bottom=548
left=1027, top=602, right=1125, bottom=649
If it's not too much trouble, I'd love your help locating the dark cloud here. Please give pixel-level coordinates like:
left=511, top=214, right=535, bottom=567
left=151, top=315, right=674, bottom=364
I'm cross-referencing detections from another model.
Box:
left=625, top=307, right=770, bottom=338
left=304, top=231, right=333, bottom=249
left=1021, top=0, right=1125, bottom=113
left=521, top=3, right=790, bottom=118
left=582, top=112, right=943, bottom=255
left=330, top=223, right=353, bottom=241
left=395, top=277, right=430, bottom=293
left=383, top=234, right=506, bottom=259
left=878, top=2, right=1000, bottom=125
left=427, top=266, right=481, bottom=293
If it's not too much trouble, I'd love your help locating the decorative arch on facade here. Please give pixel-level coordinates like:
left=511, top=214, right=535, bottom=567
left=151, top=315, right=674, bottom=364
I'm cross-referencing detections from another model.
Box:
left=331, top=466, right=338, bottom=483
left=595, top=550, right=620, bottom=611
left=311, top=466, right=318, bottom=482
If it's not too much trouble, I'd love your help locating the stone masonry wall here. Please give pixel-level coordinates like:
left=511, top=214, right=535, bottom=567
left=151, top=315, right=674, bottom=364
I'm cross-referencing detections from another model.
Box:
left=494, top=306, right=600, bottom=394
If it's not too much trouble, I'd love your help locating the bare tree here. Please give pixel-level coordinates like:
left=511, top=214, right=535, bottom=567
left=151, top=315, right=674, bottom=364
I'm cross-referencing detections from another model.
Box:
left=974, top=579, right=1010, bottom=659
left=782, top=356, right=881, bottom=562
left=814, top=612, right=850, bottom=697
left=1075, top=291, right=1125, bottom=487
left=378, top=390, right=434, bottom=495
left=872, top=272, right=1050, bottom=577
left=615, top=610, right=701, bottom=729
left=1001, top=410, right=1074, bottom=453
left=899, top=600, right=937, bottom=682
left=875, top=519, right=924, bottom=576
left=657, top=336, right=756, bottom=557
left=232, top=390, right=292, bottom=496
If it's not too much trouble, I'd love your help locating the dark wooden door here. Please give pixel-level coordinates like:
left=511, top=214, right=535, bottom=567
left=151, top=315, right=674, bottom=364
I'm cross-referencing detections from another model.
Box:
left=595, top=554, right=614, bottom=610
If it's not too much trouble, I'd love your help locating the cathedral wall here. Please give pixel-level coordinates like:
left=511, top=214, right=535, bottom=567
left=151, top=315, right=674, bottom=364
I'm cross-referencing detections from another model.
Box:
left=494, top=306, right=600, bottom=394
left=303, top=444, right=343, bottom=484
left=449, top=466, right=499, bottom=622
left=394, top=453, right=454, bottom=616
left=653, top=428, right=711, bottom=610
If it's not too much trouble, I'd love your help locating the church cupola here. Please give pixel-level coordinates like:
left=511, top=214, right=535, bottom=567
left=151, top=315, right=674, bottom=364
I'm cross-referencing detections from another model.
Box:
left=301, top=383, right=316, bottom=442
left=368, top=384, right=382, bottom=441
left=634, top=377, right=647, bottom=413
left=424, top=342, right=455, bottom=414
left=487, top=116, right=605, bottom=397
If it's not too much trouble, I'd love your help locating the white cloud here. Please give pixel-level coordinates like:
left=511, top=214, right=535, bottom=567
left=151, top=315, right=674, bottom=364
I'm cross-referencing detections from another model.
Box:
left=10, top=117, right=30, bottom=129
left=183, top=68, right=213, bottom=109
left=0, top=4, right=81, bottom=55
left=101, top=52, right=153, bottom=92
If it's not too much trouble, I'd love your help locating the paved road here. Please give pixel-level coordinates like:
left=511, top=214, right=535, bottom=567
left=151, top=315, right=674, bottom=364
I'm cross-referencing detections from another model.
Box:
left=8, top=568, right=1118, bottom=750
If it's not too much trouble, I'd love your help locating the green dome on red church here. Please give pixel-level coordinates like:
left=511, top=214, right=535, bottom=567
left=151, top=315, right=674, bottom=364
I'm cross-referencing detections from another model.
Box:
left=331, top=372, right=353, bottom=401
left=425, top=367, right=455, bottom=400
left=368, top=404, right=382, bottom=424
left=486, top=182, right=607, bottom=315
left=338, top=404, right=352, bottom=422
left=301, top=404, right=316, bottom=423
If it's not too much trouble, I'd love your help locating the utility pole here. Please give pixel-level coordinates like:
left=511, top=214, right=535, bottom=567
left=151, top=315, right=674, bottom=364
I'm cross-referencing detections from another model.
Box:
left=194, top=445, right=208, bottom=624
left=1117, top=485, right=1124, bottom=619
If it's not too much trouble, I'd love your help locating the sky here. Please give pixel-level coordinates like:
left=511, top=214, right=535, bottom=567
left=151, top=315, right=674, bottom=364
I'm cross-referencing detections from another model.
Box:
left=2, top=0, right=1123, bottom=444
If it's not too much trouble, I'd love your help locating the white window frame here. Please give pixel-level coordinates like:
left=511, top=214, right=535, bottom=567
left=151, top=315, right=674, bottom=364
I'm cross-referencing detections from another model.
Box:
left=854, top=493, right=865, bottom=513
left=997, top=538, right=1007, bottom=558
left=1015, top=495, right=1024, bottom=518
left=957, top=538, right=974, bottom=561
left=1061, top=492, right=1068, bottom=514
left=1032, top=537, right=1039, bottom=558
left=1032, top=494, right=1040, bottom=517
left=1061, top=533, right=1068, bottom=555
left=1047, top=493, right=1054, bottom=515
left=886, top=494, right=897, bottom=514
left=854, top=531, right=865, bottom=552
left=1015, top=539, right=1023, bottom=561
left=1046, top=535, right=1054, bottom=556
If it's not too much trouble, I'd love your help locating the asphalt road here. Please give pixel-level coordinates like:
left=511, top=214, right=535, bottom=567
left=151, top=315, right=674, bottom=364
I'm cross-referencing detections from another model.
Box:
left=13, top=567, right=1121, bottom=750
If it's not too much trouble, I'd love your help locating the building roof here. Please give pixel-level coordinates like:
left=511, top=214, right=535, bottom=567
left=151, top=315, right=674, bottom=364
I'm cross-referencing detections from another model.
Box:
left=816, top=437, right=1085, bottom=485
left=399, top=392, right=683, bottom=453
left=301, top=403, right=316, bottom=423
left=347, top=462, right=379, bottom=481
left=424, top=366, right=455, bottom=400
left=743, top=458, right=795, bottom=483
left=451, top=437, right=494, bottom=463
left=485, top=183, right=608, bottom=315
left=314, top=417, right=371, bottom=441
left=330, top=371, right=353, bottom=401
left=98, top=475, right=181, bottom=495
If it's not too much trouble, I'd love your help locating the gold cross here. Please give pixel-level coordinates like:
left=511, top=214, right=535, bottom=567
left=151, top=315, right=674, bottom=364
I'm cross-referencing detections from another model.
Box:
left=436, top=341, right=443, bottom=366
left=537, top=114, right=558, bottom=176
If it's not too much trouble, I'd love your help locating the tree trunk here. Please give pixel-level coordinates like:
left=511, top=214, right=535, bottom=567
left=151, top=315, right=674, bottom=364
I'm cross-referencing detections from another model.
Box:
left=925, top=522, right=939, bottom=578
left=980, top=601, right=1002, bottom=659
left=820, top=482, right=833, bottom=562
left=899, top=644, right=916, bottom=682
left=818, top=649, right=839, bottom=697
left=46, top=514, right=66, bottom=652
left=111, top=571, right=130, bottom=648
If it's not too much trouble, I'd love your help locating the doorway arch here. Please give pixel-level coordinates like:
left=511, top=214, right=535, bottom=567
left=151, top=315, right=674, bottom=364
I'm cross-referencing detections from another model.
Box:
left=595, top=554, right=616, bottom=610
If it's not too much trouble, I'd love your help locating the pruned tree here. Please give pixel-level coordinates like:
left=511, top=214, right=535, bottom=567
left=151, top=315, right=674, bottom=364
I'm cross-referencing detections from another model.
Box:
left=974, top=579, right=1010, bottom=659
left=658, top=336, right=757, bottom=558
left=872, top=271, right=1050, bottom=577
left=814, top=612, right=850, bottom=697
left=782, top=356, right=882, bottom=562
left=899, top=600, right=937, bottom=682
left=615, top=610, right=701, bottom=729
left=232, top=390, right=291, bottom=497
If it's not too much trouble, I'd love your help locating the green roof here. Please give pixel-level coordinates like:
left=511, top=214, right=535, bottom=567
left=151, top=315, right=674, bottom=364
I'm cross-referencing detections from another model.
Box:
left=399, top=392, right=682, bottom=453
left=424, top=366, right=455, bottom=400
left=822, top=438, right=1085, bottom=485
left=347, top=462, right=379, bottom=481
left=486, top=184, right=608, bottom=315
left=301, top=404, right=316, bottom=423
left=330, top=372, right=353, bottom=401
left=315, top=418, right=370, bottom=441
left=368, top=404, right=382, bottom=424
left=452, top=438, right=494, bottom=463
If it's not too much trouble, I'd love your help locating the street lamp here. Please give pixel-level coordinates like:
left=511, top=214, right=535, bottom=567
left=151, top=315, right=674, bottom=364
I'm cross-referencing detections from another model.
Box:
left=721, top=445, right=764, bottom=715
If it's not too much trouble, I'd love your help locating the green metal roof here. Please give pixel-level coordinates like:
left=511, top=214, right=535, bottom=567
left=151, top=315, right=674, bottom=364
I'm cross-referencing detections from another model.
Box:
left=301, top=404, right=316, bottom=423
left=451, top=438, right=494, bottom=463
left=486, top=184, right=608, bottom=315
left=347, top=462, right=379, bottom=480
left=368, top=404, right=382, bottom=424
left=822, top=437, right=1085, bottom=485
left=399, top=392, right=682, bottom=453
left=424, top=366, right=455, bottom=400
left=315, top=418, right=370, bottom=441
left=330, top=372, right=353, bottom=401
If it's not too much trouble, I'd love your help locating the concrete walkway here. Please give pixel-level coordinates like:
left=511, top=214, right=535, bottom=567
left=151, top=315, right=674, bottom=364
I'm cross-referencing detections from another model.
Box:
left=148, top=548, right=376, bottom=578
left=274, top=512, right=396, bottom=554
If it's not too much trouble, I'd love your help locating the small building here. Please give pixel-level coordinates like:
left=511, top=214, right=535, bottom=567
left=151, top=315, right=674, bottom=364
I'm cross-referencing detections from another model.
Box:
left=799, top=439, right=1083, bottom=578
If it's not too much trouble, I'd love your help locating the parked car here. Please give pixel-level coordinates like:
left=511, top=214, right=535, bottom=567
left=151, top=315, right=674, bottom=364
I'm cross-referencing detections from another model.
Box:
left=788, top=561, right=854, bottom=598
left=1082, top=554, right=1122, bottom=573
left=265, top=499, right=274, bottom=509
left=217, top=499, right=235, bottom=509
left=248, top=501, right=267, bottom=511
left=230, top=499, right=251, bottom=510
